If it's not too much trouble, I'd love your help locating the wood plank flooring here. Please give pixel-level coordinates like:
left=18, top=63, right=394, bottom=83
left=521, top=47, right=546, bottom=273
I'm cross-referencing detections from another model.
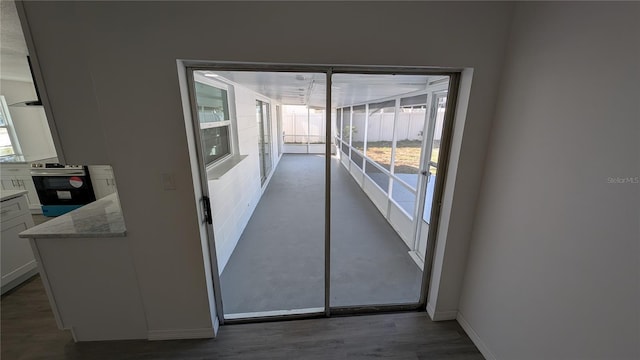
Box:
left=1, top=276, right=484, bottom=360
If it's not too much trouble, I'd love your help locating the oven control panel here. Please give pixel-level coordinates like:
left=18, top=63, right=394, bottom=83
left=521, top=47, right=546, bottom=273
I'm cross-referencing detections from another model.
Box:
left=31, top=163, right=85, bottom=169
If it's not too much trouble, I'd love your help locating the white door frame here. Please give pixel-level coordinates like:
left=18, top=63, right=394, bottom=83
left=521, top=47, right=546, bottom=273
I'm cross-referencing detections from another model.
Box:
left=182, top=62, right=461, bottom=325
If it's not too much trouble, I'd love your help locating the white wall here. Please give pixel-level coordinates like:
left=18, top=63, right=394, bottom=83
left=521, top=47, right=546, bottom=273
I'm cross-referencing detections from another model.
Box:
left=0, top=79, right=56, bottom=161
left=20, top=1, right=513, bottom=336
left=207, top=81, right=280, bottom=273
left=458, top=3, right=640, bottom=359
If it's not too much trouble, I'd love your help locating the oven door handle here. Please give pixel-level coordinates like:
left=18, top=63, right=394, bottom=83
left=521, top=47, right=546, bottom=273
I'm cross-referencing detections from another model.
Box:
left=31, top=171, right=87, bottom=176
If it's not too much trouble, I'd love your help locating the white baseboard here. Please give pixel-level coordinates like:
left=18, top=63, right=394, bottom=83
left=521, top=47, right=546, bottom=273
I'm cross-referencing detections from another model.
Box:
left=1, top=262, right=38, bottom=294
left=148, top=328, right=215, bottom=341
left=457, top=312, right=497, bottom=360
left=426, top=302, right=458, bottom=321
left=213, top=316, right=220, bottom=336
left=408, top=251, right=424, bottom=271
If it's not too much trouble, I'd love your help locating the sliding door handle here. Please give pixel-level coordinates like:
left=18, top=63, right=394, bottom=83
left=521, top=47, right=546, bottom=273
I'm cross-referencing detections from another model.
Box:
left=202, top=196, right=212, bottom=225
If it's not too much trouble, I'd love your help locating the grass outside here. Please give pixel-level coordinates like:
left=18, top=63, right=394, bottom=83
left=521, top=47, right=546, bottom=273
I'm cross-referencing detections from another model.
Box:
left=351, top=140, right=440, bottom=174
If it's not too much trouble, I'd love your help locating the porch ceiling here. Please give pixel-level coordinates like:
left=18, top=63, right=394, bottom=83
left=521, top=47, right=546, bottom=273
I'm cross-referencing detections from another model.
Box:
left=200, top=70, right=445, bottom=108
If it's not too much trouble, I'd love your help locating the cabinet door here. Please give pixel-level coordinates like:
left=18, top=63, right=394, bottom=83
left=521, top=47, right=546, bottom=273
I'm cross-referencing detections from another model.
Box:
left=88, top=166, right=117, bottom=199
left=17, top=176, right=41, bottom=208
left=1, top=207, right=36, bottom=289
left=1, top=178, right=19, bottom=191
left=93, top=179, right=111, bottom=199
left=106, top=178, right=117, bottom=195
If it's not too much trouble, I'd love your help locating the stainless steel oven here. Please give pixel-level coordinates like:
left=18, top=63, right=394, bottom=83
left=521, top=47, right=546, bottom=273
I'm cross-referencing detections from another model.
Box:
left=31, top=164, right=96, bottom=216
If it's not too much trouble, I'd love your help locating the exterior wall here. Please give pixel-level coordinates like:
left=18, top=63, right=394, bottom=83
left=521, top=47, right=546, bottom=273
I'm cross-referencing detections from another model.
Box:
left=208, top=81, right=280, bottom=273
left=20, top=1, right=513, bottom=337
left=458, top=3, right=640, bottom=359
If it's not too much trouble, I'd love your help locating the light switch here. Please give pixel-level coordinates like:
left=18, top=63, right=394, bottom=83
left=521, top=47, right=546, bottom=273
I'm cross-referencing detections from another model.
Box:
left=161, top=173, right=176, bottom=190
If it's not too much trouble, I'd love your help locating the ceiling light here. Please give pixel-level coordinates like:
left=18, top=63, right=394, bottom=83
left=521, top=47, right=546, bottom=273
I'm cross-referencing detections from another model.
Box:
left=205, top=73, right=219, bottom=77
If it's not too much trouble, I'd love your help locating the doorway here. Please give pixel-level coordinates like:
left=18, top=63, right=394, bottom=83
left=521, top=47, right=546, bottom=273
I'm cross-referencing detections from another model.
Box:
left=256, top=99, right=272, bottom=185
left=414, top=92, right=448, bottom=263
left=184, top=64, right=459, bottom=324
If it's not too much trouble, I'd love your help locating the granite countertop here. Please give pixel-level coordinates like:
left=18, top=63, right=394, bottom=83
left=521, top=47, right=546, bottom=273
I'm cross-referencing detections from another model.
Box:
left=19, top=193, right=126, bottom=239
left=0, top=189, right=29, bottom=202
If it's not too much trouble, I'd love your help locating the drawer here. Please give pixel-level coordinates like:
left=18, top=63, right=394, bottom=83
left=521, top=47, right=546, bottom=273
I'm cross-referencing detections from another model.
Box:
left=1, top=195, right=30, bottom=223
left=0, top=165, right=30, bottom=176
left=88, top=165, right=114, bottom=177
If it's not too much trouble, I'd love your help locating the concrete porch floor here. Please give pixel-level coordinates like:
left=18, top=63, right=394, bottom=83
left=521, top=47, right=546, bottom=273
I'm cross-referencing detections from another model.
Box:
left=220, top=154, right=422, bottom=316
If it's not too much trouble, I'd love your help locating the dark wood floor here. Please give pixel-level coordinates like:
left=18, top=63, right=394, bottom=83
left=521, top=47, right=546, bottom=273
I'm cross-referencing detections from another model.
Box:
left=1, top=276, right=484, bottom=360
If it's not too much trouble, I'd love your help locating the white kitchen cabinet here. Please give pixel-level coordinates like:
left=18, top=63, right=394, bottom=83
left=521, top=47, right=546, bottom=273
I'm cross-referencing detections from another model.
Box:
left=0, top=164, right=41, bottom=211
left=1, top=191, right=37, bottom=294
left=88, top=165, right=117, bottom=199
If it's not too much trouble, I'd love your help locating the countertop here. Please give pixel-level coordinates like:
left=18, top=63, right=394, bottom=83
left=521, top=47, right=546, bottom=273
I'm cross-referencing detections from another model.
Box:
left=0, top=155, right=58, bottom=164
left=19, top=193, right=126, bottom=239
left=0, top=189, right=29, bottom=202
left=0, top=155, right=27, bottom=163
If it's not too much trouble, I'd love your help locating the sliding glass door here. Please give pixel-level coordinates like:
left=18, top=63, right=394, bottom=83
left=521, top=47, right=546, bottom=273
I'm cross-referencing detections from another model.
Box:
left=330, top=74, right=451, bottom=309
left=415, top=92, right=448, bottom=263
left=256, top=100, right=272, bottom=185
left=186, top=65, right=458, bottom=323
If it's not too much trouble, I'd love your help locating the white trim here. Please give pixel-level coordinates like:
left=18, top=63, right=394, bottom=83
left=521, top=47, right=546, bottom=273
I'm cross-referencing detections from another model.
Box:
left=200, top=120, right=231, bottom=130
left=193, top=72, right=232, bottom=91
left=457, top=312, right=498, bottom=360
left=407, top=250, right=424, bottom=271
left=0, top=266, right=38, bottom=294
left=426, top=301, right=436, bottom=318
left=70, top=327, right=79, bottom=342
left=148, top=328, right=215, bottom=341
left=225, top=307, right=325, bottom=320
left=426, top=302, right=457, bottom=321
left=432, top=310, right=458, bottom=321
left=1, top=260, right=37, bottom=286
left=213, top=316, right=220, bottom=336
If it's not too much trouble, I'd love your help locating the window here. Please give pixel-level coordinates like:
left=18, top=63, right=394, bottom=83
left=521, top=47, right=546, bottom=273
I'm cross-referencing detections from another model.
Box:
left=200, top=126, right=230, bottom=165
left=194, top=80, right=232, bottom=166
left=0, top=96, right=21, bottom=157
